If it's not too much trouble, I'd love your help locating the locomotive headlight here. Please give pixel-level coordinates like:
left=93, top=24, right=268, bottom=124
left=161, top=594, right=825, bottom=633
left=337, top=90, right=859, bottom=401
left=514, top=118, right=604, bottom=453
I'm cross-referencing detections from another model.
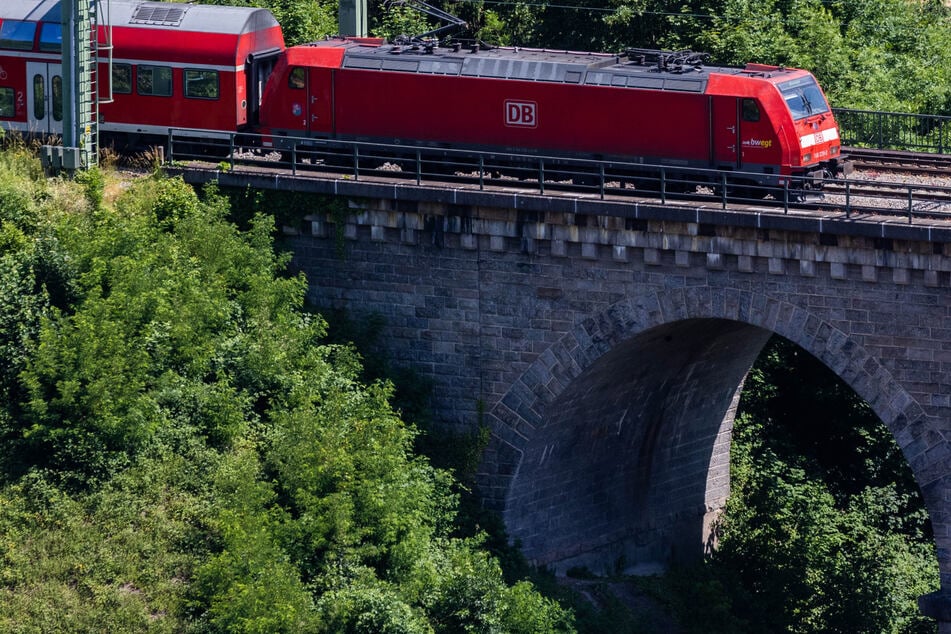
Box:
left=830, top=145, right=839, bottom=156
left=802, top=153, right=812, bottom=164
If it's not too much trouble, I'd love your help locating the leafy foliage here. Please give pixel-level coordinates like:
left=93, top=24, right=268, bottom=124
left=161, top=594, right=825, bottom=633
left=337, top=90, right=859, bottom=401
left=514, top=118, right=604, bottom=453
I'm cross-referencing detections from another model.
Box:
left=701, top=337, right=939, bottom=633
left=0, top=158, right=573, bottom=632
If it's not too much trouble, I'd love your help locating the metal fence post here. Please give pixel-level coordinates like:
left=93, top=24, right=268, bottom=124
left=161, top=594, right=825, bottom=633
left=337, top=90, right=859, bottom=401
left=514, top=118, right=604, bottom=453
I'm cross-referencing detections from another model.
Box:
left=877, top=111, right=884, bottom=149
left=845, top=180, right=851, bottom=218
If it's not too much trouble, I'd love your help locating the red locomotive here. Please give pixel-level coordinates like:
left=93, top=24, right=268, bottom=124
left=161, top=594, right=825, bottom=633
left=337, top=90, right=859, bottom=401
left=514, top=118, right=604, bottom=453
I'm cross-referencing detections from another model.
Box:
left=258, top=41, right=851, bottom=189
left=0, top=0, right=851, bottom=190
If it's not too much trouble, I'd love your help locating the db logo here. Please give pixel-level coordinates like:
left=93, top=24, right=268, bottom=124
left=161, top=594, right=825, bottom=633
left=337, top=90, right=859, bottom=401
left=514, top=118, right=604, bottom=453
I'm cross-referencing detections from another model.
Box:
left=505, top=100, right=537, bottom=128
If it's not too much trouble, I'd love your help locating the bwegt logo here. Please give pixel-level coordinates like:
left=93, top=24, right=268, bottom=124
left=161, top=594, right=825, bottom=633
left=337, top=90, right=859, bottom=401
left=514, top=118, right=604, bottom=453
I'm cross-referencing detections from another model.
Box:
left=505, top=100, right=537, bottom=127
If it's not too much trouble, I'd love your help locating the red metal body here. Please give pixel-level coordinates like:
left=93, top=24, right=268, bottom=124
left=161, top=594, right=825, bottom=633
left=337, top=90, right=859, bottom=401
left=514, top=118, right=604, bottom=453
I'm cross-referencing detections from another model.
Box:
left=0, top=0, right=284, bottom=141
left=260, top=39, right=847, bottom=185
left=0, top=1, right=847, bottom=186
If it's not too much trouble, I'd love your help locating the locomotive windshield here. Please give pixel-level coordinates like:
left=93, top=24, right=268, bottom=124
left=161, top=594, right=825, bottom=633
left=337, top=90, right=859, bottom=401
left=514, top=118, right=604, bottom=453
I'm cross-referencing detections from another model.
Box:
left=778, top=76, right=830, bottom=120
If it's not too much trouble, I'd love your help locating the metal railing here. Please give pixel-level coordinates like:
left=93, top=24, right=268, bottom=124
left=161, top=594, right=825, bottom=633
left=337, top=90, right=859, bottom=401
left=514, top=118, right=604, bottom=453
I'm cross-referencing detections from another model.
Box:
left=834, top=108, right=951, bottom=154
left=165, top=128, right=951, bottom=224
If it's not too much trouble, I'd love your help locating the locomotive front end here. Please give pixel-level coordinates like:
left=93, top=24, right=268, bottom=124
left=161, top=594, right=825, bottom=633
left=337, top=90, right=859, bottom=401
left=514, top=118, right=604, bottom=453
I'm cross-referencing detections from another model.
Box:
left=777, top=73, right=853, bottom=184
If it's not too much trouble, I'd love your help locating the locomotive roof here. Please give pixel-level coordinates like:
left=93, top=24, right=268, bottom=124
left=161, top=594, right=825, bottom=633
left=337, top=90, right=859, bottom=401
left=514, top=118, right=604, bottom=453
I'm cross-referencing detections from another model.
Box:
left=338, top=42, right=802, bottom=93
left=0, top=0, right=278, bottom=35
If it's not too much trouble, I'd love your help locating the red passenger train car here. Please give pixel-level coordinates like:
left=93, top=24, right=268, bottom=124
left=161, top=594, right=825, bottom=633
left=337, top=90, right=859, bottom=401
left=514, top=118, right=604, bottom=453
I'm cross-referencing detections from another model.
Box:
left=259, top=40, right=851, bottom=188
left=0, top=0, right=284, bottom=145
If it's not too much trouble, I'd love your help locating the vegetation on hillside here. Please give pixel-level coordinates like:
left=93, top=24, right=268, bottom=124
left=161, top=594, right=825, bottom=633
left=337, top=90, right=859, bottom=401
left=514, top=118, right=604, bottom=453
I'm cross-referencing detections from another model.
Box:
left=0, top=148, right=572, bottom=632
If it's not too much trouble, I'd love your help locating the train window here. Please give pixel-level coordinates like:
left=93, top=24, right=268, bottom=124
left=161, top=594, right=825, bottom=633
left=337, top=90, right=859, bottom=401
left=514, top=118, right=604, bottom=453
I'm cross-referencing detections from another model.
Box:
left=33, top=75, right=44, bottom=120
left=113, top=64, right=132, bottom=94
left=288, top=68, right=305, bottom=90
left=52, top=75, right=63, bottom=122
left=184, top=69, right=219, bottom=100
left=0, top=20, right=36, bottom=51
left=0, top=88, right=13, bottom=118
left=742, top=99, right=760, bottom=122
left=137, top=65, right=172, bottom=97
left=778, top=75, right=830, bottom=121
left=39, top=23, right=62, bottom=52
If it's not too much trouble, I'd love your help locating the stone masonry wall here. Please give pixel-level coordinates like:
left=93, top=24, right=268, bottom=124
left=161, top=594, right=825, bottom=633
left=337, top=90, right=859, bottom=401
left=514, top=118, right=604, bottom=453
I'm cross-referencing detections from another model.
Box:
left=283, top=195, right=951, bottom=618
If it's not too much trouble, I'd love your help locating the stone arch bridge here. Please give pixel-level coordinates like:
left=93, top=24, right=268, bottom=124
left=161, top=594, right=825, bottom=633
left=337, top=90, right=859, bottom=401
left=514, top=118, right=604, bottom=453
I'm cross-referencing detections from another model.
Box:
left=178, top=166, right=951, bottom=626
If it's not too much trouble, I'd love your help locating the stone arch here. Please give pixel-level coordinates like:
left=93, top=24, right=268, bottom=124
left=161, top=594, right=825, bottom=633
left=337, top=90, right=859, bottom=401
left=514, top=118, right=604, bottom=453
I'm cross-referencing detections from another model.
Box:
left=482, top=285, right=942, bottom=578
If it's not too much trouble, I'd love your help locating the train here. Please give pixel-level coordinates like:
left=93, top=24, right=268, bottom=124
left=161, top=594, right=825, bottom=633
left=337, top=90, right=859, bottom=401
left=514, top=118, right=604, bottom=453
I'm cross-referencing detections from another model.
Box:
left=0, top=0, right=852, bottom=192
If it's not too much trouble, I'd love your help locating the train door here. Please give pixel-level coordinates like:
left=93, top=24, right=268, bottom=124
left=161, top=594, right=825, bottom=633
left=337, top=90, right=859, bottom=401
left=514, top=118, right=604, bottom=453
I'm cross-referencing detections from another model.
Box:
left=306, top=67, right=334, bottom=136
left=247, top=48, right=281, bottom=127
left=711, top=96, right=739, bottom=170
left=26, top=61, right=63, bottom=136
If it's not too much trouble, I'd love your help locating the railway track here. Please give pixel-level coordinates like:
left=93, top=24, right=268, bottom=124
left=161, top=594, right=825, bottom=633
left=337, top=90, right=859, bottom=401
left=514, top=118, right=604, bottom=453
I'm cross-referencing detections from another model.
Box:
left=845, top=147, right=951, bottom=176
left=174, top=135, right=951, bottom=225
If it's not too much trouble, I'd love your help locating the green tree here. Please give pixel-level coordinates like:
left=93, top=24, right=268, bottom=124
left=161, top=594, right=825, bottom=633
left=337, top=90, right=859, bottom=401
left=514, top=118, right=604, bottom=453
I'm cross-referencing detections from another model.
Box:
left=708, top=337, right=939, bottom=633
left=0, top=156, right=574, bottom=632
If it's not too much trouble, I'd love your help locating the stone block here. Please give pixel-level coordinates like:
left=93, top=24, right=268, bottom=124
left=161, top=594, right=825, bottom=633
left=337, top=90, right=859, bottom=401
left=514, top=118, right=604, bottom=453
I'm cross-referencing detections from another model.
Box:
left=925, top=269, right=940, bottom=287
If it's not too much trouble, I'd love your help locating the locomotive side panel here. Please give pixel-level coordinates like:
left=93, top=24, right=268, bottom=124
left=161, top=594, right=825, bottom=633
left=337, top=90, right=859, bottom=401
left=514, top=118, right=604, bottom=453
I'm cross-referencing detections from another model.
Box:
left=329, top=69, right=713, bottom=165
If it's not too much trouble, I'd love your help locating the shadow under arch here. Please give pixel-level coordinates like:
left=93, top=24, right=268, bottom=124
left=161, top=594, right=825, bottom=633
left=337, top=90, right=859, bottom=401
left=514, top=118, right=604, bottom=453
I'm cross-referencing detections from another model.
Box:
left=481, top=287, right=941, bottom=580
